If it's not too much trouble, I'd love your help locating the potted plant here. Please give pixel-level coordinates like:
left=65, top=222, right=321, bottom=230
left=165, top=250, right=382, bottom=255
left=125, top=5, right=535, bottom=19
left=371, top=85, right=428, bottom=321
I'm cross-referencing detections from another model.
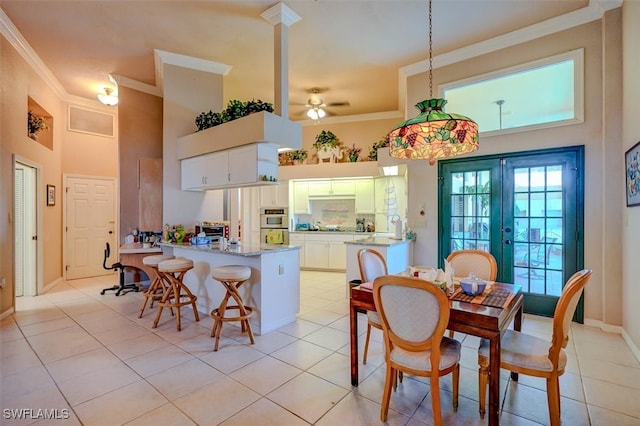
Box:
left=289, top=149, right=308, bottom=165
left=195, top=99, right=274, bottom=132
left=27, top=110, right=48, bottom=140
left=313, top=130, right=340, bottom=150
left=346, top=144, right=362, bottom=162
left=368, top=133, right=390, bottom=161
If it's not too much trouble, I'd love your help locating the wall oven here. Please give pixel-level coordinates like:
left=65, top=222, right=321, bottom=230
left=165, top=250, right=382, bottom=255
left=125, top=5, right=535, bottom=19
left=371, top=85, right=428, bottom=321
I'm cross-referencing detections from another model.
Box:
left=260, top=207, right=289, bottom=245
left=260, top=207, right=289, bottom=229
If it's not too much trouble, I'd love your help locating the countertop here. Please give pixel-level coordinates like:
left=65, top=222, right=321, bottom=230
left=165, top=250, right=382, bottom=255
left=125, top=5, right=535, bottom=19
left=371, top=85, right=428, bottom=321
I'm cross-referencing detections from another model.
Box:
left=345, top=236, right=414, bottom=246
left=119, top=244, right=163, bottom=254
left=290, top=231, right=375, bottom=235
left=159, top=242, right=300, bottom=257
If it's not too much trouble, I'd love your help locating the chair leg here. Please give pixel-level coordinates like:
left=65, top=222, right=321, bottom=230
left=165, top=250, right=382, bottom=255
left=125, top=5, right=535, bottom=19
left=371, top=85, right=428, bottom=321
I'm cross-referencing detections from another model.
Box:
left=430, top=374, right=442, bottom=426
left=380, top=365, right=394, bottom=422
left=363, top=323, right=372, bottom=364
left=478, top=360, right=488, bottom=419
left=452, top=363, right=459, bottom=411
left=547, top=376, right=561, bottom=426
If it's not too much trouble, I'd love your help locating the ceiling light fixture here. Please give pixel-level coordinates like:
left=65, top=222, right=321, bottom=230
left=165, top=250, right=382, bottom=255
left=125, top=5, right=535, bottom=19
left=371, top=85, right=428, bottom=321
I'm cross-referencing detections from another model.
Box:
left=97, top=87, right=118, bottom=106
left=307, top=105, right=326, bottom=120
left=388, top=0, right=478, bottom=166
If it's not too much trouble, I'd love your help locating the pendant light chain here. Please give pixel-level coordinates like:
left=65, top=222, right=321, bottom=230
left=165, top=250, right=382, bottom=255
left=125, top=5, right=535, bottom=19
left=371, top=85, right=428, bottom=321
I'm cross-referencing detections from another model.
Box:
left=428, top=0, right=433, bottom=99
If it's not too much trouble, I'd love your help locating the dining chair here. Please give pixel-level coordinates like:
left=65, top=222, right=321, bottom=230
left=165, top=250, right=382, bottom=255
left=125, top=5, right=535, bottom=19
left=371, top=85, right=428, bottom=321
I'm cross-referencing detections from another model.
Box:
left=445, top=249, right=497, bottom=337
left=373, top=275, right=461, bottom=423
left=446, top=249, right=497, bottom=282
left=477, top=269, right=592, bottom=425
left=357, top=248, right=387, bottom=365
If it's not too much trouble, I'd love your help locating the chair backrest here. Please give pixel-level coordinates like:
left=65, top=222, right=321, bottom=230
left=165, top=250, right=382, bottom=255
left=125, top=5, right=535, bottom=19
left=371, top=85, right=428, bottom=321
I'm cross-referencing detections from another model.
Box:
left=102, top=242, right=111, bottom=270
left=373, top=275, right=449, bottom=362
left=549, top=269, right=592, bottom=362
left=446, top=249, right=497, bottom=281
left=358, top=249, right=388, bottom=283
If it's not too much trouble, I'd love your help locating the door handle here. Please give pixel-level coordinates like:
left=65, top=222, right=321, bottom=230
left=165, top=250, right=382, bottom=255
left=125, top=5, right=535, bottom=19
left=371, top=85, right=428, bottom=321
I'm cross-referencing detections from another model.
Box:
left=504, top=239, right=512, bottom=245
left=32, top=235, right=37, bottom=240
left=109, top=231, right=113, bottom=234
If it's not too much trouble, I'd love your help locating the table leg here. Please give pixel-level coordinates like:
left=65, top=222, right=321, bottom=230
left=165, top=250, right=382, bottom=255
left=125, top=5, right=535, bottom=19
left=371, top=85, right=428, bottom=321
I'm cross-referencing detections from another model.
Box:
left=488, top=332, right=501, bottom=426
left=350, top=301, right=359, bottom=386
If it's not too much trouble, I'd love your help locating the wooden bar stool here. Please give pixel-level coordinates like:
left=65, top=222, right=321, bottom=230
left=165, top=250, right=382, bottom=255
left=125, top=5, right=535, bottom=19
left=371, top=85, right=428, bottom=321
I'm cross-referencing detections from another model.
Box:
left=153, top=257, right=200, bottom=331
left=210, top=265, right=254, bottom=351
left=138, top=254, right=174, bottom=318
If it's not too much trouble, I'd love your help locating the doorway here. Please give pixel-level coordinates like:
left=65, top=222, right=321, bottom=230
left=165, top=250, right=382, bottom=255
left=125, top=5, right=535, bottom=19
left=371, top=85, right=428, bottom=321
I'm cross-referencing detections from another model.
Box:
left=14, top=161, right=38, bottom=297
left=65, top=176, right=117, bottom=279
left=438, top=146, right=584, bottom=319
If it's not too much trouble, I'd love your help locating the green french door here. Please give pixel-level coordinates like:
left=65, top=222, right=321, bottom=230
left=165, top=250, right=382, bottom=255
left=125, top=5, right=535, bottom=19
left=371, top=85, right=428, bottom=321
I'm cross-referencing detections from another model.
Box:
left=438, top=146, right=584, bottom=319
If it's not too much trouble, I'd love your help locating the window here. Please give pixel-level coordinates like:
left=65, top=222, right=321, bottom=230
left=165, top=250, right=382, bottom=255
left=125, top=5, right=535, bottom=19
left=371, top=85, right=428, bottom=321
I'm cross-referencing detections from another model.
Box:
left=441, top=49, right=583, bottom=136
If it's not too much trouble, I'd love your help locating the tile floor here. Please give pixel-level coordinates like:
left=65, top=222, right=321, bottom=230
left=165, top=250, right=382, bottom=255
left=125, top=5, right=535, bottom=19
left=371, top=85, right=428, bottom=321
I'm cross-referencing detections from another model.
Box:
left=1, top=270, right=640, bottom=425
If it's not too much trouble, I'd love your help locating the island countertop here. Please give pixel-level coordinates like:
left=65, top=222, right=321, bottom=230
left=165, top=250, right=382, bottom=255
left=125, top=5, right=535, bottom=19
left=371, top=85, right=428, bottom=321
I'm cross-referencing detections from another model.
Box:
left=159, top=242, right=300, bottom=257
left=345, top=236, right=414, bottom=247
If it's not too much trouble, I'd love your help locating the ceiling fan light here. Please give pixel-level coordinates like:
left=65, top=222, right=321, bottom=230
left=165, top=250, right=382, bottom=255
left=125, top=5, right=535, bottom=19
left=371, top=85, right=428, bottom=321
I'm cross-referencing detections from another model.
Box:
left=317, top=108, right=326, bottom=118
left=97, top=87, right=118, bottom=106
left=307, top=109, right=319, bottom=120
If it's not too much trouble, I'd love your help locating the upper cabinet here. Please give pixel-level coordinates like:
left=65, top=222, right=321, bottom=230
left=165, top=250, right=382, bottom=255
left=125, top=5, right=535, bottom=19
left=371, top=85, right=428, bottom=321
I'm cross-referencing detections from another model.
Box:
left=181, top=143, right=278, bottom=191
left=307, top=179, right=355, bottom=197
left=355, top=178, right=375, bottom=214
left=293, top=181, right=310, bottom=214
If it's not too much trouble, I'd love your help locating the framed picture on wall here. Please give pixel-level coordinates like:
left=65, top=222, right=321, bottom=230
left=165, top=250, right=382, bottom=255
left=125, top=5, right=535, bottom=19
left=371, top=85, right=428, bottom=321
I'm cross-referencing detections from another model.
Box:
left=46, top=184, right=56, bottom=206
left=626, top=141, right=640, bottom=207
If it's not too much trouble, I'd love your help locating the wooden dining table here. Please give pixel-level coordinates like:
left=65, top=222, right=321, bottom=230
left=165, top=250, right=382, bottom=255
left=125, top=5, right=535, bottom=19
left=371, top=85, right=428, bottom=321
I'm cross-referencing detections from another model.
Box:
left=350, top=281, right=523, bottom=426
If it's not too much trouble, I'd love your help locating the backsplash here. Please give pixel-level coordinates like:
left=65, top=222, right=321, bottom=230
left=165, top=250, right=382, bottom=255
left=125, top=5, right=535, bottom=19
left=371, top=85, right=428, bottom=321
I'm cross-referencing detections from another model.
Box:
left=293, top=199, right=374, bottom=230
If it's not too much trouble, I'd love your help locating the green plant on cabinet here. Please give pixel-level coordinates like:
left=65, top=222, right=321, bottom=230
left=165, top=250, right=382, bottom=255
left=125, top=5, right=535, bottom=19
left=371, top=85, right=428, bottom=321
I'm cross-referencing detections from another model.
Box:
left=195, top=99, right=274, bottom=132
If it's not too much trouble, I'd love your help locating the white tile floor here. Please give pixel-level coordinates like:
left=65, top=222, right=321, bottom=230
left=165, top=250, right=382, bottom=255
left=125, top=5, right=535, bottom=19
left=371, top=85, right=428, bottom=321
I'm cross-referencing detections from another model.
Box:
left=1, top=270, right=639, bottom=425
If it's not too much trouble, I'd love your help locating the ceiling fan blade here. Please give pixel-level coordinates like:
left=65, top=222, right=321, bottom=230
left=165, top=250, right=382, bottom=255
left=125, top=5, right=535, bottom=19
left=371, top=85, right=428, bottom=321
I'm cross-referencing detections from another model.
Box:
left=327, top=101, right=350, bottom=107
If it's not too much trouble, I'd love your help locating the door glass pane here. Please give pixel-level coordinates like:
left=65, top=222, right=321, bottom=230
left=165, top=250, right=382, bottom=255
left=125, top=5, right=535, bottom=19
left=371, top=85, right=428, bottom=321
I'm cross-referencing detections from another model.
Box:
left=512, top=165, right=564, bottom=296
left=449, top=169, right=491, bottom=253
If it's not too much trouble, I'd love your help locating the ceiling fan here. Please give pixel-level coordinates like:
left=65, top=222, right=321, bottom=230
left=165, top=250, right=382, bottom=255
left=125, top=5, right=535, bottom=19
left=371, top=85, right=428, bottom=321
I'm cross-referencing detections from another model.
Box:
left=297, top=87, right=350, bottom=120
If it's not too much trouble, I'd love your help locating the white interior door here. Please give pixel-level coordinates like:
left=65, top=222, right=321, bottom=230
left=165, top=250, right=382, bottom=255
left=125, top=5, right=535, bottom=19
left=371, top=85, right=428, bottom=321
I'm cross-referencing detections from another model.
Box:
left=14, top=162, right=37, bottom=297
left=66, top=176, right=116, bottom=279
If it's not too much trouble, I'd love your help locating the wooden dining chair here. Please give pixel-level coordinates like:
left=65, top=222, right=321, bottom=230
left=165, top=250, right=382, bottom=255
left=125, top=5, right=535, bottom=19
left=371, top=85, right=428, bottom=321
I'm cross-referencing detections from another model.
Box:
left=446, top=249, right=497, bottom=282
left=373, top=275, right=461, bottom=423
left=357, top=248, right=387, bottom=365
left=446, top=249, right=497, bottom=337
left=477, top=269, right=592, bottom=425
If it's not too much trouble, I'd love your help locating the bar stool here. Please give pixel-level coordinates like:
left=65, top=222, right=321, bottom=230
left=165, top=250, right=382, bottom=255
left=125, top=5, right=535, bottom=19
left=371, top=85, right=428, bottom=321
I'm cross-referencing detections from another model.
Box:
left=210, top=265, right=254, bottom=351
left=153, top=257, right=200, bottom=331
left=138, top=254, right=174, bottom=318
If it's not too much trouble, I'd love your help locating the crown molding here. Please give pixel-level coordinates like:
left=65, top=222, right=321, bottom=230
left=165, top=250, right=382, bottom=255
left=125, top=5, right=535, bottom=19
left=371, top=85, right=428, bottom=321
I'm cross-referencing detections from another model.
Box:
left=260, top=2, right=301, bottom=27
left=0, top=7, right=66, bottom=98
left=400, top=0, right=623, bottom=77
left=110, top=74, right=162, bottom=98
left=154, top=49, right=231, bottom=96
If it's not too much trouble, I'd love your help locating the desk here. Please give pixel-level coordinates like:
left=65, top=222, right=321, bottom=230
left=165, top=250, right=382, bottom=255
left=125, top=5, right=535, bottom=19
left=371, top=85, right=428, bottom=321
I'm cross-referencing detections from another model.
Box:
left=350, top=282, right=523, bottom=426
left=119, top=244, right=162, bottom=283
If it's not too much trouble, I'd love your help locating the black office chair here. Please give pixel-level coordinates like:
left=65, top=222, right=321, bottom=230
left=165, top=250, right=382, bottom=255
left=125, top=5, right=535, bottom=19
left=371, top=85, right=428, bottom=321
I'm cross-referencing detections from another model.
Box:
left=101, top=242, right=140, bottom=296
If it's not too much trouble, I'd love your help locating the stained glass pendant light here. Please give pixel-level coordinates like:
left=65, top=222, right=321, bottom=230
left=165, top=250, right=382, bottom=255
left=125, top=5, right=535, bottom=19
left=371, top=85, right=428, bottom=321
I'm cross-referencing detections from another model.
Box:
left=388, top=0, right=478, bottom=166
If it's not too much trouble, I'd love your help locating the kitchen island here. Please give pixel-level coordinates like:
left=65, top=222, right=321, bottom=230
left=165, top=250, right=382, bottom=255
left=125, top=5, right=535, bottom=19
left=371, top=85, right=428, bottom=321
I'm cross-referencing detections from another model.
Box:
left=159, top=242, right=300, bottom=335
left=344, top=236, right=414, bottom=287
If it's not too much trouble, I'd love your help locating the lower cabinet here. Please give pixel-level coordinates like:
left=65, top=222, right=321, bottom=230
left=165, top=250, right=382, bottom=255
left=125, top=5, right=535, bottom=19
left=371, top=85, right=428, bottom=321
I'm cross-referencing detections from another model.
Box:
left=295, top=233, right=354, bottom=271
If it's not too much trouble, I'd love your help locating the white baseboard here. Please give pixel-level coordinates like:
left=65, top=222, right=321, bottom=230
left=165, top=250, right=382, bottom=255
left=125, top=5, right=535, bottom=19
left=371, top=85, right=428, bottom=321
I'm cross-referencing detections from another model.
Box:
left=0, top=307, right=15, bottom=320
left=583, top=318, right=640, bottom=363
left=41, top=277, right=64, bottom=294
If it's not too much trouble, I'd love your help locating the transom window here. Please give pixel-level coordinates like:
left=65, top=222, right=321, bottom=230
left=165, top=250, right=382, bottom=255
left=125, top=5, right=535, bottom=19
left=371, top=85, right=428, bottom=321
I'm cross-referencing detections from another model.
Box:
left=441, top=49, right=584, bottom=136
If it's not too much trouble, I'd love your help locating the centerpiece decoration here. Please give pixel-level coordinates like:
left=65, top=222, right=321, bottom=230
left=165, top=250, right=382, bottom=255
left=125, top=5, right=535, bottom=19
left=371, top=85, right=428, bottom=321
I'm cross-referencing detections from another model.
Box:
left=313, top=130, right=343, bottom=163
left=195, top=99, right=274, bottom=132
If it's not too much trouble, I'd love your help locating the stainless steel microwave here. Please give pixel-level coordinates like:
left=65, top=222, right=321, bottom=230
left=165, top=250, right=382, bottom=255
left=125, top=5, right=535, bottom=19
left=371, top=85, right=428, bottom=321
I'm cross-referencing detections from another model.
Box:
left=260, top=207, right=289, bottom=229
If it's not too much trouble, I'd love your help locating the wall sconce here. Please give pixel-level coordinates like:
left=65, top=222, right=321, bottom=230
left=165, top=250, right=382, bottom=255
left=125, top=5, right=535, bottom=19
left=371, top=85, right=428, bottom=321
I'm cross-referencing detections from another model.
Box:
left=97, top=88, right=118, bottom=106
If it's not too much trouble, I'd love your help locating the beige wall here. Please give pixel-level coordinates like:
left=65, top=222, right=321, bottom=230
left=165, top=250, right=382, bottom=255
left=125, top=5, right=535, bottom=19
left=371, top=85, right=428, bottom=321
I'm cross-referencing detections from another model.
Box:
left=402, top=18, right=622, bottom=327
left=622, top=2, right=640, bottom=356
left=301, top=118, right=399, bottom=164
left=118, top=87, right=163, bottom=238
left=0, top=34, right=119, bottom=316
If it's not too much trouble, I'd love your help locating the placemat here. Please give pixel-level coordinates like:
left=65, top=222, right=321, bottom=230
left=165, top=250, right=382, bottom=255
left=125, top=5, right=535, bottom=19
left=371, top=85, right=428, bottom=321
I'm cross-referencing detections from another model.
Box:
left=450, top=287, right=515, bottom=309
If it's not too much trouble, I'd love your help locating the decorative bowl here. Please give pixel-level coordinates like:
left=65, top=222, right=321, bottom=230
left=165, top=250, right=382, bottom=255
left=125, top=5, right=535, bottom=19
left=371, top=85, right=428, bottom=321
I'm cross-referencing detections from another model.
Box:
left=460, top=276, right=487, bottom=296
left=191, top=236, right=211, bottom=245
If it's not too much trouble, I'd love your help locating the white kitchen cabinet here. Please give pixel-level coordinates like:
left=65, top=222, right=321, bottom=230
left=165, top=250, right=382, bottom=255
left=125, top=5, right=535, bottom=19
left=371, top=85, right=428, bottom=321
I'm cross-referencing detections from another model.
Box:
left=307, top=179, right=355, bottom=197
left=304, top=240, right=329, bottom=269
left=293, top=181, right=310, bottom=214
left=181, top=143, right=278, bottom=190
left=260, top=182, right=289, bottom=208
left=289, top=234, right=305, bottom=267
left=355, top=178, right=375, bottom=214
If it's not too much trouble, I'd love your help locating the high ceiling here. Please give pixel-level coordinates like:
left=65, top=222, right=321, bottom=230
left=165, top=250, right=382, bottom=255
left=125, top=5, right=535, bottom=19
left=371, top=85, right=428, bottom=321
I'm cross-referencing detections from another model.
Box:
left=2, top=0, right=610, bottom=121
